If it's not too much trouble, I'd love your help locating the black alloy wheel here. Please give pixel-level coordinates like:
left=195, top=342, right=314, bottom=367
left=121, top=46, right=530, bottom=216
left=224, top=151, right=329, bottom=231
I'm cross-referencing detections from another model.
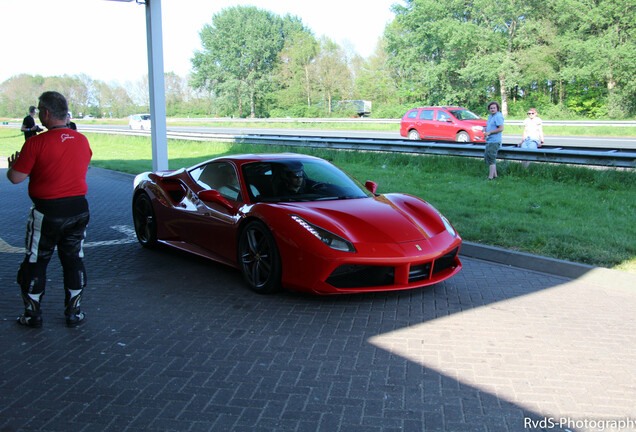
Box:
left=238, top=221, right=282, bottom=294
left=132, top=192, right=158, bottom=248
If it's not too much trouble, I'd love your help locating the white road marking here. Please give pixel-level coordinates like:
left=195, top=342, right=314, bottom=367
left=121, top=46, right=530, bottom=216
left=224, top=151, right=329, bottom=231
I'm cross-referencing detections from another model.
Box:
left=0, top=237, right=22, bottom=253
left=0, top=225, right=137, bottom=253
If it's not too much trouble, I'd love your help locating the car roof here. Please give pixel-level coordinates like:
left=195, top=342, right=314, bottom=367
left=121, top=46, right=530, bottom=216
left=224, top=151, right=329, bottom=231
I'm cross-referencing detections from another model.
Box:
left=190, top=153, right=324, bottom=169
left=409, top=106, right=466, bottom=110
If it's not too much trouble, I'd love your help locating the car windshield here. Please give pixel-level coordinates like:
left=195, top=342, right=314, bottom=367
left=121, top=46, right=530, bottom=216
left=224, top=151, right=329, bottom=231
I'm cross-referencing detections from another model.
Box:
left=140, top=115, right=151, bottom=120
left=448, top=109, right=481, bottom=120
left=242, top=159, right=373, bottom=203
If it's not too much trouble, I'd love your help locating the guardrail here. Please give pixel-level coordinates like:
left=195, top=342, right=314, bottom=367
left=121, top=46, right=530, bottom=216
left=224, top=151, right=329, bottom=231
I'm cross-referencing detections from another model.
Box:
left=5, top=124, right=634, bottom=168
left=91, top=128, right=636, bottom=168
left=233, top=134, right=636, bottom=168
left=168, top=117, right=636, bottom=127
left=5, top=118, right=636, bottom=127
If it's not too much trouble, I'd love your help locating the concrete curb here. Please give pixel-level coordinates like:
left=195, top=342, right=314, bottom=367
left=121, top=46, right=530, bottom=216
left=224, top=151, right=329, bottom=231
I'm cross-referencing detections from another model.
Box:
left=460, top=241, right=635, bottom=291
left=459, top=241, right=594, bottom=279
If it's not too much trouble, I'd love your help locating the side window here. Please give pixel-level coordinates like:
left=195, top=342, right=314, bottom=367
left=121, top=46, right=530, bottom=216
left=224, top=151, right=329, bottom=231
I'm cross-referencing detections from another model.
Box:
left=436, top=111, right=450, bottom=122
left=190, top=162, right=241, bottom=201
left=419, top=109, right=434, bottom=120
left=242, top=163, right=275, bottom=201
left=406, top=110, right=419, bottom=119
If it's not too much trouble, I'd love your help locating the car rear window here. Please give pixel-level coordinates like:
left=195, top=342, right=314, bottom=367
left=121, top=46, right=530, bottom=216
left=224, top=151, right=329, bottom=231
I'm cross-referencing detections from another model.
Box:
left=418, top=110, right=434, bottom=120
left=406, top=110, right=418, bottom=119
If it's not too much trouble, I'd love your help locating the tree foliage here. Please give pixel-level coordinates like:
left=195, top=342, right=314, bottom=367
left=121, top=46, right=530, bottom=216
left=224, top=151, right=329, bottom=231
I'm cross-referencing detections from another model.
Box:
left=310, top=37, right=352, bottom=114
left=0, top=73, right=206, bottom=119
left=2, top=2, right=634, bottom=119
left=386, top=0, right=636, bottom=118
left=191, top=6, right=289, bottom=118
left=274, top=29, right=319, bottom=114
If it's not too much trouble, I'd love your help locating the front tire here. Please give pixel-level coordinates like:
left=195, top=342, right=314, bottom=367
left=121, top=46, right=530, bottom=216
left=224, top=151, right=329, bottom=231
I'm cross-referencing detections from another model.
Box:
left=238, top=221, right=282, bottom=294
left=132, top=192, right=158, bottom=248
left=408, top=130, right=420, bottom=140
left=456, top=131, right=470, bottom=142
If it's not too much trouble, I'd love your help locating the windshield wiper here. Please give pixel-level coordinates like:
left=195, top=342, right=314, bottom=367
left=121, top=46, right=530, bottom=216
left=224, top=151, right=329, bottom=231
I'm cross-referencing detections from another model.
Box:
left=313, top=195, right=363, bottom=201
left=313, top=196, right=340, bottom=201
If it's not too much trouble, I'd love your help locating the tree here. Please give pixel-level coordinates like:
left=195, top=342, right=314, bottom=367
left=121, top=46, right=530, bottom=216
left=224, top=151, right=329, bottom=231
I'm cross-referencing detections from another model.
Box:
left=126, top=76, right=149, bottom=109
left=387, top=0, right=551, bottom=115
left=311, top=37, right=351, bottom=114
left=0, top=74, right=44, bottom=117
left=556, top=0, right=636, bottom=117
left=94, top=81, right=135, bottom=117
left=386, top=0, right=487, bottom=108
left=191, top=6, right=287, bottom=118
left=355, top=37, right=400, bottom=107
left=275, top=29, right=318, bottom=112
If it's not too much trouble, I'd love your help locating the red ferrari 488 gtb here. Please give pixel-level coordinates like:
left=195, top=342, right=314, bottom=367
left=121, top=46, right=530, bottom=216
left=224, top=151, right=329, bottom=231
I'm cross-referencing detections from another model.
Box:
left=132, top=153, right=462, bottom=294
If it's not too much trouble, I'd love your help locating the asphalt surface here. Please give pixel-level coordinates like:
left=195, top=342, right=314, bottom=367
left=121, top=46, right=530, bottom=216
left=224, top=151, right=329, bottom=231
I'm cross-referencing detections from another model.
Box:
left=0, top=166, right=634, bottom=432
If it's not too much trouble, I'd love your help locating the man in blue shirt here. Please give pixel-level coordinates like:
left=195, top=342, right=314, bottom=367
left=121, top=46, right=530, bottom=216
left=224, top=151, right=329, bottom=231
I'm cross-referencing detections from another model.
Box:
left=484, top=102, right=504, bottom=180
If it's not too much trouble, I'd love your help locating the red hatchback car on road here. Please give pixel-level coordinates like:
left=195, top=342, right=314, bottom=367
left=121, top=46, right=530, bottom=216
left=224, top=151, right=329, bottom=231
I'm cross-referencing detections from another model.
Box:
left=400, top=106, right=487, bottom=143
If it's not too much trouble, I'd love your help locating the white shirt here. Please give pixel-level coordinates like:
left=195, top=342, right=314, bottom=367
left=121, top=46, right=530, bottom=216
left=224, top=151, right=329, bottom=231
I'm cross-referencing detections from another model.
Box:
left=523, top=116, right=543, bottom=140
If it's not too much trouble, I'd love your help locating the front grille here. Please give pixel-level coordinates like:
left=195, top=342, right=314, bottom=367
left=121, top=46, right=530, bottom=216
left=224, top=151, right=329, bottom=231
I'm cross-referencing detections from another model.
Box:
left=326, top=247, right=459, bottom=289
left=326, top=265, right=394, bottom=289
left=432, top=247, right=459, bottom=275
left=409, top=262, right=432, bottom=282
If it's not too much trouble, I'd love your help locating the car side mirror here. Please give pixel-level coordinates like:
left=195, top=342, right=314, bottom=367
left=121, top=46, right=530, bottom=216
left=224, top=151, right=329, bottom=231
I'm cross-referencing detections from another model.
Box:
left=198, top=189, right=233, bottom=209
left=365, top=181, right=378, bottom=194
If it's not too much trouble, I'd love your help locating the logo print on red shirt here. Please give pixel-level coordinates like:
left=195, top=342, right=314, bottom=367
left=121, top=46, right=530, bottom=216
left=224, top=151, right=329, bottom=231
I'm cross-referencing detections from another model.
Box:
left=60, top=134, right=75, bottom=143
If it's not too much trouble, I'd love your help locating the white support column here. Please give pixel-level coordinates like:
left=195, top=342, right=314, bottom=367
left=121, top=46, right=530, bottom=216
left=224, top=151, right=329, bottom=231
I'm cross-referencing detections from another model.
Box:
left=145, top=0, right=168, bottom=171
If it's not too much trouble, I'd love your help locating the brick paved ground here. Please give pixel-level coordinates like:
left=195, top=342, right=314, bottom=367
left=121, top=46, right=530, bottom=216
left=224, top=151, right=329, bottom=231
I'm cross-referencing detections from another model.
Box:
left=1, top=167, right=634, bottom=432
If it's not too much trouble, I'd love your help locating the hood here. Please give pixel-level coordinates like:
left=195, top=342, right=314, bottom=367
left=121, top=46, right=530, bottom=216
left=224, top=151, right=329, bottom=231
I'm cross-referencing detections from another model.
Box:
left=462, top=119, right=487, bottom=126
left=278, top=195, right=446, bottom=244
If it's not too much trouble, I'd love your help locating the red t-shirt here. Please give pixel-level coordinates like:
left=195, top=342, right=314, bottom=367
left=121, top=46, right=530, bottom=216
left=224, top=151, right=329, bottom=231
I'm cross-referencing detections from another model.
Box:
left=12, top=127, right=92, bottom=199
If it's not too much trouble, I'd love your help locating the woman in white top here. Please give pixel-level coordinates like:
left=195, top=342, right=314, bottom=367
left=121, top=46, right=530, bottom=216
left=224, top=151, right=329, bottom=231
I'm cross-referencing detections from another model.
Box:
left=520, top=108, right=544, bottom=167
left=520, top=108, right=544, bottom=149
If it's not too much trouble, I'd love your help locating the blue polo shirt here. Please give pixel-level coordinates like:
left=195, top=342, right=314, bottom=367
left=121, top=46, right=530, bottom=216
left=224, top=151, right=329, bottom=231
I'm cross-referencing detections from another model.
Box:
left=486, top=111, right=504, bottom=143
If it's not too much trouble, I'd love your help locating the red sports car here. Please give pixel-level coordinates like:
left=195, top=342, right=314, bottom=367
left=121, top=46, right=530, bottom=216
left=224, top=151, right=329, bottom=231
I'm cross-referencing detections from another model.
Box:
left=132, top=153, right=462, bottom=294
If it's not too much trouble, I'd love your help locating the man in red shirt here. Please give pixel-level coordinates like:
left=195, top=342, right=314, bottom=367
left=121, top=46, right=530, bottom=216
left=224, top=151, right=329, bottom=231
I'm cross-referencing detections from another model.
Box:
left=7, top=91, right=92, bottom=328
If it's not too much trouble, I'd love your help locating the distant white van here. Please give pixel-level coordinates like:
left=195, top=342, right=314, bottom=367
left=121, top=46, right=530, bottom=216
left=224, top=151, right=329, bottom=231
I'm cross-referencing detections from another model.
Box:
left=129, top=113, right=151, bottom=130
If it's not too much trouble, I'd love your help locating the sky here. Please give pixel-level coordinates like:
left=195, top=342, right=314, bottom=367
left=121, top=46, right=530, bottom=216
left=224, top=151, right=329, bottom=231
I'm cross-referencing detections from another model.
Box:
left=0, top=0, right=400, bottom=85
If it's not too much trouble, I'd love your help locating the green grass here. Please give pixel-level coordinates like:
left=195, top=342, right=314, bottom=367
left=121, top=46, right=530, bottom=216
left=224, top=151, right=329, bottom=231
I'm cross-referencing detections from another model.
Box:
left=2, top=127, right=634, bottom=273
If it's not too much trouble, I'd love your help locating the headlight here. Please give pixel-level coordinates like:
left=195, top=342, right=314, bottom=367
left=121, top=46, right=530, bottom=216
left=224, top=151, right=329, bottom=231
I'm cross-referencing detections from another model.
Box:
left=472, top=125, right=484, bottom=131
left=291, top=215, right=356, bottom=253
left=440, top=215, right=457, bottom=237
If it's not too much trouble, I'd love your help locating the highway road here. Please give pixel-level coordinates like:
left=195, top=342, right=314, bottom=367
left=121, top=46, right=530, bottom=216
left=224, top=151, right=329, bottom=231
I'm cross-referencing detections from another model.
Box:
left=5, top=122, right=636, bottom=149
left=174, top=126, right=636, bottom=149
left=122, top=124, right=636, bottom=150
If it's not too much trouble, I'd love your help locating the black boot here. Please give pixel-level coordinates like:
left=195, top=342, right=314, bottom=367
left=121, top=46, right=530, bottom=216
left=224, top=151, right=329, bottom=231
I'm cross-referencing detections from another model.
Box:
left=65, top=308, right=85, bottom=327
left=18, top=276, right=44, bottom=329
left=17, top=312, right=43, bottom=328
left=65, top=285, right=85, bottom=328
